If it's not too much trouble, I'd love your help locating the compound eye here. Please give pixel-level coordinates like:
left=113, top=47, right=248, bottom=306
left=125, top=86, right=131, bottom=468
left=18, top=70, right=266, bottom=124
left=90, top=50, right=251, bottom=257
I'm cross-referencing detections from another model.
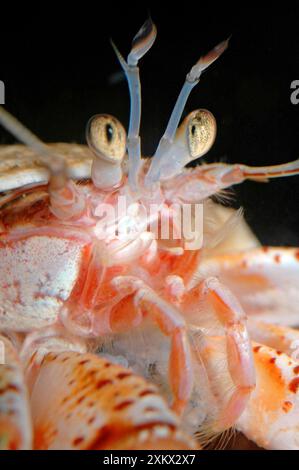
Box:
left=86, top=114, right=126, bottom=163
left=186, top=109, right=216, bottom=159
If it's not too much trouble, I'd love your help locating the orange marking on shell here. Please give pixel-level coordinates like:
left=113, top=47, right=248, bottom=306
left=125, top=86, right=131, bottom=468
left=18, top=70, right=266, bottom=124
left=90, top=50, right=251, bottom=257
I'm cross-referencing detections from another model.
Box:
left=274, top=254, right=281, bottom=263
left=114, top=400, right=134, bottom=411
left=73, top=436, right=85, bottom=446
left=282, top=401, right=293, bottom=413
left=117, top=372, right=133, bottom=380
left=289, top=377, right=299, bottom=393
left=139, top=389, right=156, bottom=397
left=293, top=365, right=299, bottom=374
left=295, top=250, right=299, bottom=261
left=95, top=379, right=113, bottom=390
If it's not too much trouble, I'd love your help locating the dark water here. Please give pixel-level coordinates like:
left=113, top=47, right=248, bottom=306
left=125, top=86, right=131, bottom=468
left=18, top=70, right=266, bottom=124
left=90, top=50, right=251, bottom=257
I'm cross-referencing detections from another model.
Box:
left=0, top=5, right=299, bottom=246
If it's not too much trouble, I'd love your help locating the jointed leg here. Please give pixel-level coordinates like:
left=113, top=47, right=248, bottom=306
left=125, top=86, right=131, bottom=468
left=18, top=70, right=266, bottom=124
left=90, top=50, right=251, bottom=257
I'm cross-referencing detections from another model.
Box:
left=181, top=276, right=256, bottom=431
left=109, top=276, right=193, bottom=415
left=174, top=159, right=299, bottom=202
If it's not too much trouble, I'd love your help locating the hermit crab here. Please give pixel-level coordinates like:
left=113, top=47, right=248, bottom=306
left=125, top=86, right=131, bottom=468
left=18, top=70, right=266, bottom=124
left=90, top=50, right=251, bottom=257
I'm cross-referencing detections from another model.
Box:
left=0, top=18, right=299, bottom=450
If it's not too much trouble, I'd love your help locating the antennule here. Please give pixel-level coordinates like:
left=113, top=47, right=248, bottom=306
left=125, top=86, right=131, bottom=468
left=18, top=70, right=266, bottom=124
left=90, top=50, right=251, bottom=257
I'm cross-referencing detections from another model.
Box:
left=145, top=38, right=229, bottom=186
left=111, top=18, right=157, bottom=192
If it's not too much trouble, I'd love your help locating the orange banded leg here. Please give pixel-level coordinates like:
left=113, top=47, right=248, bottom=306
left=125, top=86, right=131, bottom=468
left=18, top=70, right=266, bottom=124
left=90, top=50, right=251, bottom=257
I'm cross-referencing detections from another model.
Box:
left=107, top=276, right=193, bottom=415
left=184, top=277, right=255, bottom=431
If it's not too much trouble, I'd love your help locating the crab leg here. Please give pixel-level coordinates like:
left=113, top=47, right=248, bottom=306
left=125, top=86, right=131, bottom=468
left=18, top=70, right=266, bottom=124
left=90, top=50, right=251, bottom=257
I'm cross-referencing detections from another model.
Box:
left=182, top=277, right=255, bottom=432
left=205, top=159, right=299, bottom=185
left=95, top=276, right=193, bottom=416
left=198, top=247, right=299, bottom=326
left=29, top=350, right=197, bottom=450
left=0, top=333, right=32, bottom=449
left=236, top=342, right=299, bottom=450
left=163, top=159, right=299, bottom=203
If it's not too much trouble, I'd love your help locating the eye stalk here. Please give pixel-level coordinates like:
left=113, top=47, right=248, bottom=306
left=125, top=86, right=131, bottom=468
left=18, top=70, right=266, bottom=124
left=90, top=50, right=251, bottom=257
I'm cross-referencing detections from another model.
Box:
left=86, top=114, right=127, bottom=189
left=151, top=109, right=216, bottom=181
left=86, top=114, right=126, bottom=163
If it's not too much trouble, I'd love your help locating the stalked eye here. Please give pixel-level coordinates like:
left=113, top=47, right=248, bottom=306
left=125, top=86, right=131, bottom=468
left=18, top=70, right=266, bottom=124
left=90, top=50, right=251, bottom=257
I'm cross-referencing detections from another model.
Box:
left=86, top=114, right=126, bottom=163
left=148, top=109, right=217, bottom=181
left=186, top=109, right=216, bottom=159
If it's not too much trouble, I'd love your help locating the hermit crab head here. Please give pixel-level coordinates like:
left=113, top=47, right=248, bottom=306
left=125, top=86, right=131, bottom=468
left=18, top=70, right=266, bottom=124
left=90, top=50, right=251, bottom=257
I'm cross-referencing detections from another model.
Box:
left=85, top=18, right=224, bottom=193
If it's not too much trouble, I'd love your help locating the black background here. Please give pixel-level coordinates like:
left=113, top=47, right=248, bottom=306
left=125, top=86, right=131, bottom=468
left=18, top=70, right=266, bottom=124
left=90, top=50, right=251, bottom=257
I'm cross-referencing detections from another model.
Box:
left=1, top=3, right=299, bottom=246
